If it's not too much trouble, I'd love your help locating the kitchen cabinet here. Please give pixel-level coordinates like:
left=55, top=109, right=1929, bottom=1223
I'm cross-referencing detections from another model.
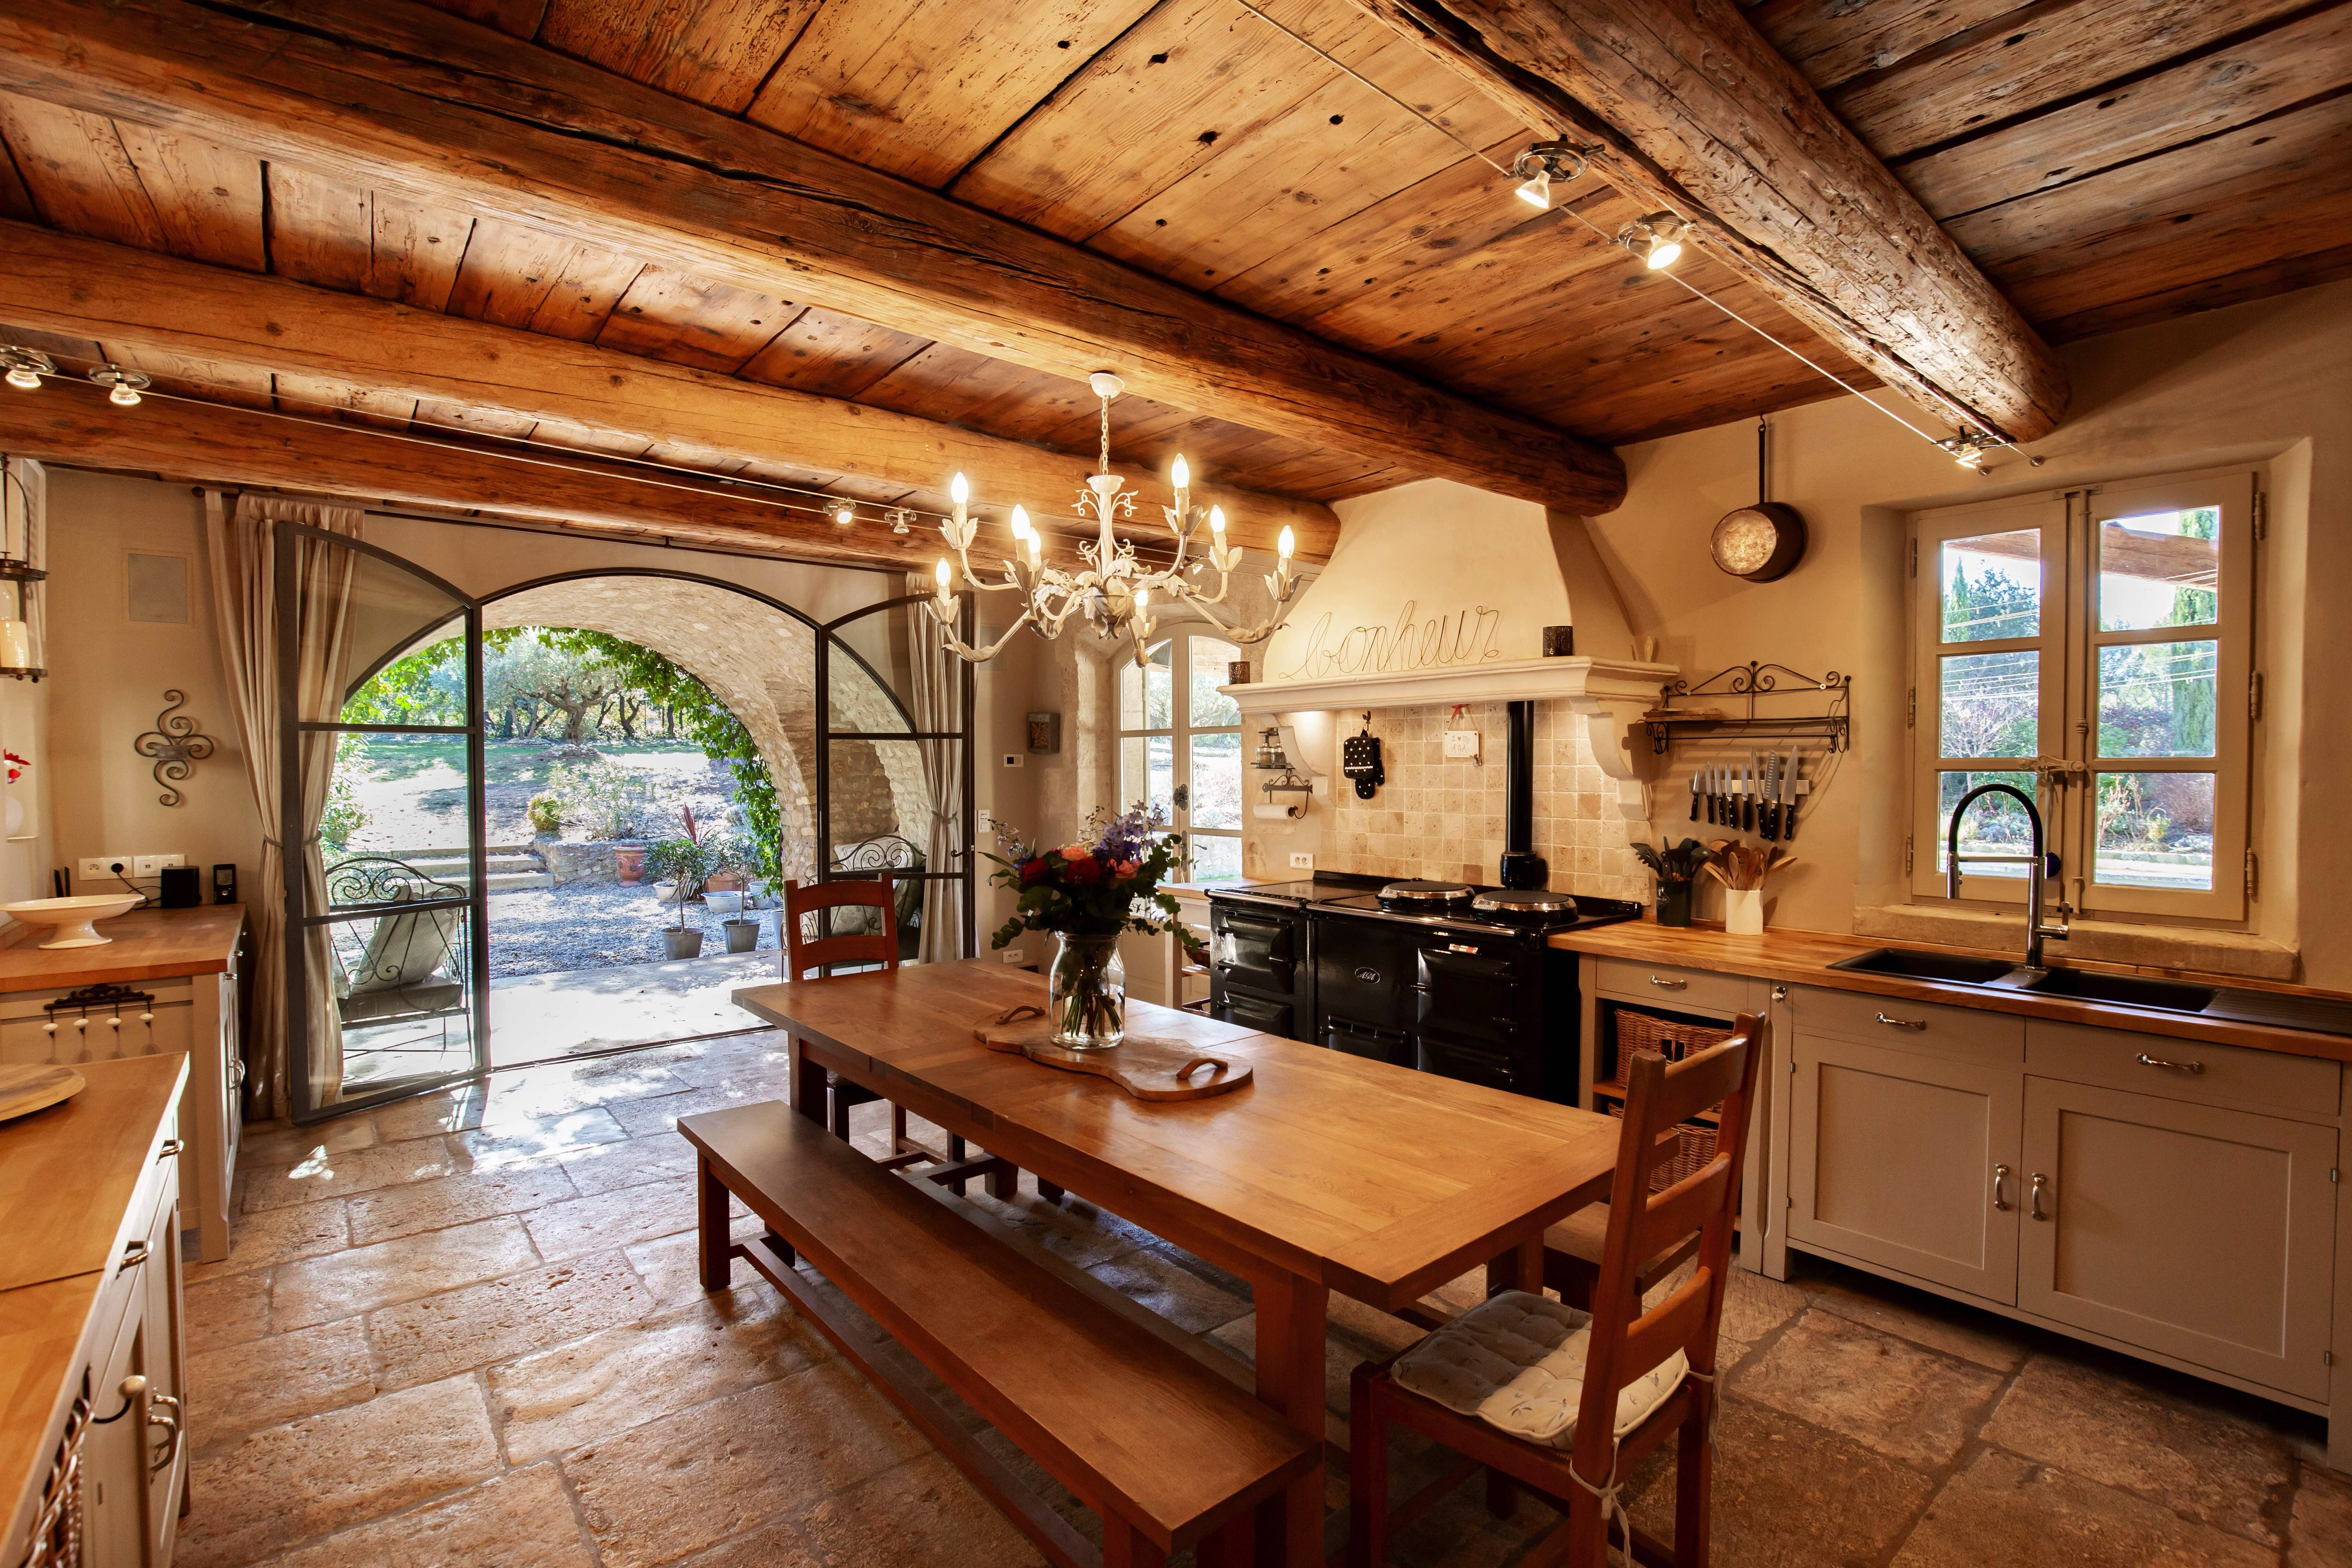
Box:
left=2017, top=1075, right=2336, bottom=1401
left=1787, top=1031, right=2022, bottom=1302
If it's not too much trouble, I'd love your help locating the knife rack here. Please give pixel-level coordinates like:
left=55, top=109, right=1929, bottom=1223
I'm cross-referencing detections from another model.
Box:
left=1640, top=661, right=1850, bottom=756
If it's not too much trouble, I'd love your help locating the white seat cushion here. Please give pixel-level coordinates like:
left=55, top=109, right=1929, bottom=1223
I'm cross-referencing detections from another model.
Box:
left=1390, top=1289, right=1687, bottom=1450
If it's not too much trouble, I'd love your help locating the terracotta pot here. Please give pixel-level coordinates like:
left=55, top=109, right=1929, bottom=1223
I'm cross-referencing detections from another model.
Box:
left=614, top=844, right=648, bottom=884
left=705, top=870, right=745, bottom=892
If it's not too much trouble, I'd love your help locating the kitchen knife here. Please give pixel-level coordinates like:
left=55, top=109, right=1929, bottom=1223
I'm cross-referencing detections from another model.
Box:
left=1762, top=751, right=1783, bottom=839
left=1782, top=749, right=1804, bottom=841
left=1714, top=763, right=1727, bottom=826
left=1689, top=769, right=1702, bottom=821
left=1744, top=751, right=1757, bottom=831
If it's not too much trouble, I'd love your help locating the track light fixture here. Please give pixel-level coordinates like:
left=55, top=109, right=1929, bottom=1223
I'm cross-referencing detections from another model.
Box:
left=833, top=502, right=855, bottom=525
left=1940, top=430, right=1995, bottom=473
left=89, top=363, right=150, bottom=407
left=888, top=508, right=912, bottom=534
left=1509, top=140, right=1596, bottom=211
left=1617, top=212, right=1692, bottom=271
left=1, top=347, right=52, bottom=392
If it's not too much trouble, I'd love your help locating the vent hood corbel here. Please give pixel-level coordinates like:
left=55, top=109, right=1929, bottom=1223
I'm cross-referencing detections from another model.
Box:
left=1221, top=479, right=1676, bottom=791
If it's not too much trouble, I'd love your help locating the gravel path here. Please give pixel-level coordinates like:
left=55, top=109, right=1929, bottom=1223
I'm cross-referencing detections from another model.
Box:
left=486, top=882, right=770, bottom=977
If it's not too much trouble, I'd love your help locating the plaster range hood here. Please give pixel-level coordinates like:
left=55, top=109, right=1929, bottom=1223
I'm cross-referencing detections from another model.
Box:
left=1220, top=479, right=1676, bottom=788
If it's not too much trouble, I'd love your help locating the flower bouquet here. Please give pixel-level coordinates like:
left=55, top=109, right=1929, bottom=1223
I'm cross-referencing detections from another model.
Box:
left=986, top=804, right=1205, bottom=1049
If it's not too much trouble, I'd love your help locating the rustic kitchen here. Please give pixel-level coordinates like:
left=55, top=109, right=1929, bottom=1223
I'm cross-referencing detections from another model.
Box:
left=2, top=2, right=2349, bottom=1565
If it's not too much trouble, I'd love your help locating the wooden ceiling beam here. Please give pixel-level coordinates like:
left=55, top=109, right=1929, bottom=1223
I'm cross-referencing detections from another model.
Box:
left=0, top=218, right=1338, bottom=561
left=0, top=0, right=1629, bottom=511
left=1340, top=0, right=2072, bottom=443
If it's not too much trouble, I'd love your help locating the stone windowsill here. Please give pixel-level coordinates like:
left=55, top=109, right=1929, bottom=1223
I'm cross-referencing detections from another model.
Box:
left=1853, top=903, right=2297, bottom=983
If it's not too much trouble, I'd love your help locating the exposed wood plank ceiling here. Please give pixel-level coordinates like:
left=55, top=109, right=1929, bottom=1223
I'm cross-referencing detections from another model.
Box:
left=0, top=0, right=2340, bottom=561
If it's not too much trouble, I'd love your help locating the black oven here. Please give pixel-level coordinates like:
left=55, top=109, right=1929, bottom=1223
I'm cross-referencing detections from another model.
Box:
left=1207, top=898, right=1310, bottom=1041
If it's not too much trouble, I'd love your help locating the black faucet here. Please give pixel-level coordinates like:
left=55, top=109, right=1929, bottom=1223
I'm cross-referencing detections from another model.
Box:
left=1945, top=781, right=2070, bottom=971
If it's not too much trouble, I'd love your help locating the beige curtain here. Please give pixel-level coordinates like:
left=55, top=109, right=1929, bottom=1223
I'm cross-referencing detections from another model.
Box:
left=903, top=578, right=963, bottom=964
left=207, top=494, right=364, bottom=1118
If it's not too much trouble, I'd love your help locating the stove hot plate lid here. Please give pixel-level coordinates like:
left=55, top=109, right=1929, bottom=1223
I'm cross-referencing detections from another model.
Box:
left=1379, top=879, right=1475, bottom=908
left=1470, top=888, right=1579, bottom=919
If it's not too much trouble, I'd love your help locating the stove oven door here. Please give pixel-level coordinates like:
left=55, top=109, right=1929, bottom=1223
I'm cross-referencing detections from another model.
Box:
left=1313, top=915, right=1410, bottom=1032
left=1325, top=1017, right=1412, bottom=1066
left=1210, top=907, right=1296, bottom=994
left=1415, top=1031, right=1527, bottom=1095
left=1412, top=943, right=1523, bottom=1044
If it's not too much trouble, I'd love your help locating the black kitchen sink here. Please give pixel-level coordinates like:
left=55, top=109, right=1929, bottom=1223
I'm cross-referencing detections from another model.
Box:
left=1829, top=948, right=2023, bottom=985
left=2019, top=968, right=2217, bottom=1013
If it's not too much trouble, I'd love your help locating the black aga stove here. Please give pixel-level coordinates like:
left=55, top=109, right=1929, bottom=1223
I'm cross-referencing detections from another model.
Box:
left=1207, top=875, right=1640, bottom=1103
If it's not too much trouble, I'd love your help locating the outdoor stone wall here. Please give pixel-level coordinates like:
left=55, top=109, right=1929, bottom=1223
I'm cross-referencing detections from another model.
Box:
left=545, top=841, right=616, bottom=886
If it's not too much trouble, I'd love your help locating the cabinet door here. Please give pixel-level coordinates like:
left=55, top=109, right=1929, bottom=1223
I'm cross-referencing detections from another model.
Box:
left=83, top=1282, right=149, bottom=1568
left=2018, top=1076, right=2338, bottom=1400
left=1789, top=1032, right=2022, bottom=1302
left=141, top=1159, right=188, bottom=1563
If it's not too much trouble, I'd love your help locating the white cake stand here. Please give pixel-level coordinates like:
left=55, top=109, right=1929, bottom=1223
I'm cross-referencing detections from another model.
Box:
left=2, top=894, right=144, bottom=948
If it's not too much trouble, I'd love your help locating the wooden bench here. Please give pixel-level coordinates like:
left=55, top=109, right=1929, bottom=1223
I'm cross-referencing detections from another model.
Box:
left=681, top=1101, right=1320, bottom=1568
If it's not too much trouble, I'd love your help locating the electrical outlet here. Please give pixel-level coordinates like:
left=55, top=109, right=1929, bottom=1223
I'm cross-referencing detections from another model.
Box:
left=80, top=857, right=131, bottom=882
left=1443, top=729, right=1482, bottom=760
left=132, top=854, right=185, bottom=877
left=1289, top=852, right=1314, bottom=870
left=1001, top=753, right=1023, bottom=768
left=976, top=809, right=993, bottom=832
left=1000, top=947, right=1027, bottom=965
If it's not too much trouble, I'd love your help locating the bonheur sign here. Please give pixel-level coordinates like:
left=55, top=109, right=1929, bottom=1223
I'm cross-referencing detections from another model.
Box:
left=1275, top=601, right=1504, bottom=680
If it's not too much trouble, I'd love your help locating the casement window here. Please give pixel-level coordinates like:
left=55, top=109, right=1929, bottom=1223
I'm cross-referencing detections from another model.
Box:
left=1911, top=468, right=2257, bottom=922
left=1118, top=632, right=1243, bottom=878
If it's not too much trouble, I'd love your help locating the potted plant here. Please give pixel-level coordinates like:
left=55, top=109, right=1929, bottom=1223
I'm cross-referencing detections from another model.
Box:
left=985, top=804, right=1204, bottom=1050
left=646, top=822, right=723, bottom=960
left=723, top=915, right=760, bottom=953
left=525, top=790, right=564, bottom=840
left=1632, top=837, right=1710, bottom=928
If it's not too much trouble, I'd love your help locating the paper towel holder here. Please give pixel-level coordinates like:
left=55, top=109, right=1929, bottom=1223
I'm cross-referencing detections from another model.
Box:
left=1254, top=724, right=1318, bottom=814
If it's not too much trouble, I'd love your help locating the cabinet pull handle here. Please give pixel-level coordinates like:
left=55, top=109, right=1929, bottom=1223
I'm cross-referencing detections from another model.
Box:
left=157, top=1137, right=185, bottom=1160
left=1649, top=976, right=1688, bottom=990
left=2135, top=1052, right=2205, bottom=1075
left=1991, top=1163, right=2011, bottom=1211
left=2029, top=1173, right=2049, bottom=1221
left=1876, top=1013, right=1927, bottom=1031
left=146, top=1391, right=182, bottom=1475
left=119, top=1239, right=149, bottom=1268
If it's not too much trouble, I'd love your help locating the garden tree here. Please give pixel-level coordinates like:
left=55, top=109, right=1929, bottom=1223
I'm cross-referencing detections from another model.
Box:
left=541, top=629, right=783, bottom=883
left=487, top=635, right=626, bottom=744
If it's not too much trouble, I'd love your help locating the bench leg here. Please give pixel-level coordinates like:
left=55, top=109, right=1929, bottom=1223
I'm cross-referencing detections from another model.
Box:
left=789, top=1033, right=825, bottom=1126
left=1038, top=1179, right=1065, bottom=1203
left=1196, top=1516, right=1251, bottom=1568
left=697, top=1155, right=731, bottom=1292
left=1102, top=1516, right=1167, bottom=1568
left=985, top=1160, right=1018, bottom=1201
left=948, top=1132, right=970, bottom=1195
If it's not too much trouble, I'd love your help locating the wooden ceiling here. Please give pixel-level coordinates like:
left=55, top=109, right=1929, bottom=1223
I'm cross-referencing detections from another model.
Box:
left=0, top=0, right=2341, bottom=558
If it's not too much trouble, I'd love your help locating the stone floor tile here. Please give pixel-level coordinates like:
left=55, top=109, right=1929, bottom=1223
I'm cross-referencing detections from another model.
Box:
left=525, top=1174, right=704, bottom=1259
left=1075, top=1243, right=1251, bottom=1334
left=492, top=1293, right=831, bottom=1464
left=2291, top=1464, right=2352, bottom=1566
left=238, top=1115, right=380, bottom=1168
left=368, top=1251, right=659, bottom=1390
left=183, top=1268, right=272, bottom=1354
left=474, top=1060, right=694, bottom=1128
left=1620, top=1394, right=1936, bottom=1566
left=252, top=1463, right=594, bottom=1568
left=241, top=1138, right=465, bottom=1212
left=1718, top=1266, right=1811, bottom=1349
left=671, top=1521, right=824, bottom=1567
left=799, top=1452, right=1049, bottom=1568
left=175, top=1375, right=500, bottom=1568
left=625, top=1214, right=772, bottom=1309
left=606, top=1082, right=774, bottom=1139
left=184, top=1197, right=349, bottom=1282
left=1890, top=1448, right=2276, bottom=1567
left=665, top=1039, right=794, bottom=1090
left=558, top=1130, right=700, bottom=1196
left=1803, top=1268, right=2031, bottom=1372
left=346, top=1164, right=581, bottom=1247
left=187, top=1317, right=377, bottom=1452
left=368, top=1089, right=485, bottom=1143
left=1985, top=1353, right=2293, bottom=1545
left=271, top=1216, right=542, bottom=1329
left=453, top=1107, right=631, bottom=1172
left=563, top=1361, right=931, bottom=1568
left=1733, top=1309, right=2005, bottom=1468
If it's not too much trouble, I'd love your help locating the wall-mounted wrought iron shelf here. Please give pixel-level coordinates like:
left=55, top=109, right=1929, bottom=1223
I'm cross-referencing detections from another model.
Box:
left=1640, top=662, right=1850, bottom=755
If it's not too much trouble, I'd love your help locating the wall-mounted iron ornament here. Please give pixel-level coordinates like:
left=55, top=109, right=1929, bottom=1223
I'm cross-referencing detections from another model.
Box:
left=135, top=690, right=214, bottom=806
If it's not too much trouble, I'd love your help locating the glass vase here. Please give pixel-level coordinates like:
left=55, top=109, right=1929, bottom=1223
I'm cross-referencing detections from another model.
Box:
left=1048, top=933, right=1127, bottom=1049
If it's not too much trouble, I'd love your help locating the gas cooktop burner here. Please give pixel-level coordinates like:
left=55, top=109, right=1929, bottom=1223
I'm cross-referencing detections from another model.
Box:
left=1378, top=880, right=1475, bottom=910
left=1470, top=888, right=1580, bottom=921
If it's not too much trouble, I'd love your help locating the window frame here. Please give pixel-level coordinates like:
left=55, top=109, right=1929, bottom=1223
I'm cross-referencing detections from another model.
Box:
left=1909, top=468, right=2256, bottom=923
left=1117, top=631, right=1243, bottom=878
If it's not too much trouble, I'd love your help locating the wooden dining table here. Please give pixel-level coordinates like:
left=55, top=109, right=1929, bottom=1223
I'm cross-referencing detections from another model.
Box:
left=732, top=957, right=1624, bottom=1566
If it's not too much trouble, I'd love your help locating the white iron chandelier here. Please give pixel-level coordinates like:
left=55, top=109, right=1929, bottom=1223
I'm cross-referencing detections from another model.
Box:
left=926, top=372, right=1302, bottom=664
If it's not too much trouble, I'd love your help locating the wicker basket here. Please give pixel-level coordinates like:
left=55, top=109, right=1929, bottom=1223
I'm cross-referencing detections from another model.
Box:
left=1603, top=1103, right=1721, bottom=1192
left=1612, top=1006, right=1736, bottom=1070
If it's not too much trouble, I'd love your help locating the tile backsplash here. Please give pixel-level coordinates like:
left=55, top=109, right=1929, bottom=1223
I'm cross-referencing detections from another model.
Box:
left=1308, top=701, right=1643, bottom=898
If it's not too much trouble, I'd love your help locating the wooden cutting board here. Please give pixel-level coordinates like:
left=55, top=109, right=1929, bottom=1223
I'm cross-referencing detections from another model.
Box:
left=974, top=1004, right=1253, bottom=1102
left=0, top=1063, right=85, bottom=1123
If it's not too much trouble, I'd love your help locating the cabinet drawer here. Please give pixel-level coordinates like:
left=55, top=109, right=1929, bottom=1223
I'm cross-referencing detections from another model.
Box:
left=1788, top=985, right=2021, bottom=1060
left=2026, top=1020, right=2340, bottom=1123
left=1595, top=959, right=1753, bottom=1016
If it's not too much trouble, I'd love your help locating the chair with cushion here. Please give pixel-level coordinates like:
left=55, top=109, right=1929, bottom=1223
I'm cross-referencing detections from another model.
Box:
left=333, top=871, right=466, bottom=1026
left=1350, top=1012, right=1764, bottom=1568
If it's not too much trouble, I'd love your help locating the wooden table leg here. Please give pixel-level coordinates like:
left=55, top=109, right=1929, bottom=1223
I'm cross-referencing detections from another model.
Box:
left=1253, top=1269, right=1328, bottom=1566
left=788, top=1032, right=825, bottom=1126
left=697, top=1153, right=731, bottom=1292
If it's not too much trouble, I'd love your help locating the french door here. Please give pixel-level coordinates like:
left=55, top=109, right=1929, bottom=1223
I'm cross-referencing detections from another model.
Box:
left=281, top=526, right=489, bottom=1121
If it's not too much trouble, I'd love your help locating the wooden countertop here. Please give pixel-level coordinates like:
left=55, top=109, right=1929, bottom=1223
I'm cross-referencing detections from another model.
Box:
left=1, top=1054, right=186, bottom=1562
left=0, top=904, right=244, bottom=993
left=1552, top=921, right=2352, bottom=1064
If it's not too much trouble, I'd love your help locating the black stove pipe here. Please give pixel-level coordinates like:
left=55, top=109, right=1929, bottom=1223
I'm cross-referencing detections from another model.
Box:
left=1498, top=699, right=1548, bottom=889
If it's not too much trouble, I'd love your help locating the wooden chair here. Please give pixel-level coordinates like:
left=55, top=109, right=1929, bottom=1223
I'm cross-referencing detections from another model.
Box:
left=780, top=877, right=1053, bottom=1202
left=1350, top=1012, right=1765, bottom=1568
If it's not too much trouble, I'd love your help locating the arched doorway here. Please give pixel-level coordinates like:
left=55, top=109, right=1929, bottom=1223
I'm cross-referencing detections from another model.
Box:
left=284, top=536, right=973, bottom=1122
